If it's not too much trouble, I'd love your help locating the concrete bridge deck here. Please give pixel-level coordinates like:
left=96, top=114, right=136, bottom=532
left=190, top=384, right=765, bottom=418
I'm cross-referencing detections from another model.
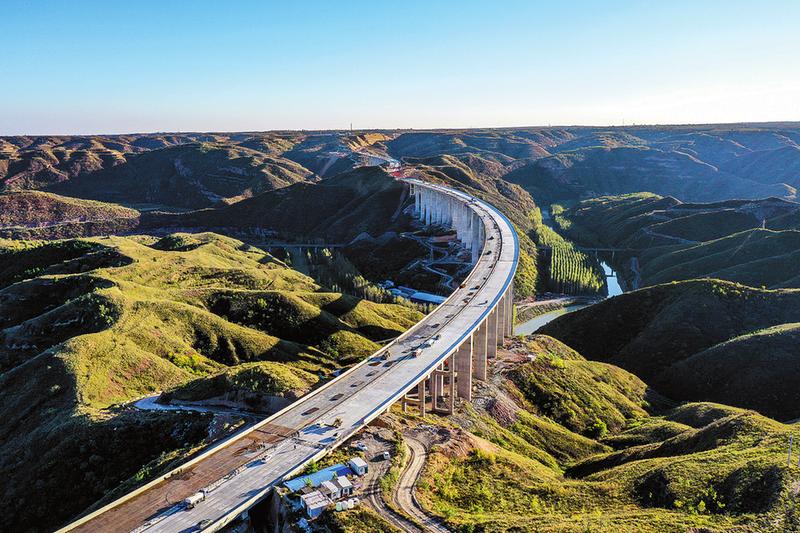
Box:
left=60, top=178, right=519, bottom=533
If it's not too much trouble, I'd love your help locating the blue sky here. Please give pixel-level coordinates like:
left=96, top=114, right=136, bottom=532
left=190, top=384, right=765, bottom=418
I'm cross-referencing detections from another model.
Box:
left=2, top=0, right=799, bottom=134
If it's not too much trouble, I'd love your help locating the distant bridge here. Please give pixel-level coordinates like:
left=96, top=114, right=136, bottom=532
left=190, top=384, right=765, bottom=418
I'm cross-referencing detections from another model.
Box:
left=535, top=245, right=638, bottom=253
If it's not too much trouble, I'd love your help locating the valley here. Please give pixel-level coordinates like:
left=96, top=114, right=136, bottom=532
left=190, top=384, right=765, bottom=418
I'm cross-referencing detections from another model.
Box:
left=2, top=125, right=800, bottom=533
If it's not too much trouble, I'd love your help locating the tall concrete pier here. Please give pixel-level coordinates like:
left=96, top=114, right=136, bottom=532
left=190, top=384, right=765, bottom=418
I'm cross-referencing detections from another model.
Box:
left=402, top=180, right=515, bottom=415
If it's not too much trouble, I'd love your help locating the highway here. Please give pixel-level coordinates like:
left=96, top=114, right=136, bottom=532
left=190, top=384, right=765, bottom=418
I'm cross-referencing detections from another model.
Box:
left=61, top=178, right=518, bottom=533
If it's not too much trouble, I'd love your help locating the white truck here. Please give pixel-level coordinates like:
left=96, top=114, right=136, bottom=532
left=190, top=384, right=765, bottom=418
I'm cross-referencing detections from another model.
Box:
left=184, top=490, right=207, bottom=509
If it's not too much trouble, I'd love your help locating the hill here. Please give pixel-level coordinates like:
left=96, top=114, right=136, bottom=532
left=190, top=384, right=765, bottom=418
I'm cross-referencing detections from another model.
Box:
left=0, top=190, right=140, bottom=239
left=504, top=145, right=794, bottom=204
left=0, top=132, right=362, bottom=211
left=539, top=279, right=800, bottom=420
left=0, top=232, right=421, bottom=531
left=556, top=193, right=800, bottom=289
left=6, top=124, right=800, bottom=213
left=404, top=335, right=800, bottom=532
left=48, top=141, right=315, bottom=209
left=148, top=166, right=408, bottom=242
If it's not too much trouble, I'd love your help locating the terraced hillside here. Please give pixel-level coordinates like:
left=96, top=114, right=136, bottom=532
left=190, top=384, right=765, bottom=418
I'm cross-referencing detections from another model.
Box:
left=4, top=124, right=799, bottom=213
left=556, top=193, right=800, bottom=288
left=0, top=190, right=140, bottom=239
left=0, top=132, right=361, bottom=210
left=540, top=279, right=800, bottom=420
left=401, top=335, right=800, bottom=532
left=386, top=124, right=800, bottom=204
left=0, top=232, right=421, bottom=531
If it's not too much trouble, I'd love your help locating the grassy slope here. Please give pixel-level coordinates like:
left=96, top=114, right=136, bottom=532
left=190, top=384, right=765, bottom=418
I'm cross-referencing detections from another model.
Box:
left=0, top=190, right=138, bottom=227
left=0, top=232, right=422, bottom=531
left=559, top=193, right=800, bottom=289
left=509, top=336, right=661, bottom=436
left=415, top=335, right=800, bottom=532
left=540, top=279, right=800, bottom=420
left=48, top=141, right=314, bottom=209
left=148, top=166, right=408, bottom=243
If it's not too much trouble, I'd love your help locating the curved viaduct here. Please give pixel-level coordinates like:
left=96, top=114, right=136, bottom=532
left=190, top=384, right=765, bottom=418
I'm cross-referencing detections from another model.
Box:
left=60, top=178, right=519, bottom=533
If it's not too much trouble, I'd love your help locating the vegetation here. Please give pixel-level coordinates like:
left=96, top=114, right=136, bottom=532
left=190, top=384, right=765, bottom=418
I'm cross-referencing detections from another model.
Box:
left=0, top=190, right=140, bottom=239
left=556, top=193, right=800, bottom=289
left=318, top=507, right=400, bottom=533
left=509, top=336, right=663, bottom=436
left=540, top=279, right=800, bottom=420
left=0, top=232, right=422, bottom=531
left=164, top=361, right=317, bottom=404
left=413, top=335, right=800, bottom=532
left=532, top=223, right=604, bottom=294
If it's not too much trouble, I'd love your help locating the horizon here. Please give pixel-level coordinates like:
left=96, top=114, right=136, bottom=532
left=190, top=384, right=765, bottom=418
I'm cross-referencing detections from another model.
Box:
left=3, top=0, right=800, bottom=135
left=5, top=120, right=800, bottom=138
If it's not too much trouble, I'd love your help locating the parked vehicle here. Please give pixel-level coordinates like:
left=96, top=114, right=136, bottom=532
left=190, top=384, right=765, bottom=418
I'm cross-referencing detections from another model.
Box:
left=411, top=348, right=423, bottom=357
left=352, top=441, right=368, bottom=452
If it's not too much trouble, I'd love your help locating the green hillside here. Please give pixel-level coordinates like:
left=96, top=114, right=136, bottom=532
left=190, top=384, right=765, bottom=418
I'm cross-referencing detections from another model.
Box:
left=0, top=232, right=421, bottom=531
left=413, top=335, right=800, bottom=532
left=50, top=141, right=315, bottom=209
left=557, top=193, right=800, bottom=289
left=540, top=279, right=800, bottom=420
left=0, top=190, right=140, bottom=239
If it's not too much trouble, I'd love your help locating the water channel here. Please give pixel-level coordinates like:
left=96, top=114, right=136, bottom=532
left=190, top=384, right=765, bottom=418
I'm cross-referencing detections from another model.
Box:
left=515, top=260, right=623, bottom=335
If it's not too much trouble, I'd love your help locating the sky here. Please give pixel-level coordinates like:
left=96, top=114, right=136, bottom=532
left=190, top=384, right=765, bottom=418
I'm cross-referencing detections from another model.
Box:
left=2, top=0, right=800, bottom=135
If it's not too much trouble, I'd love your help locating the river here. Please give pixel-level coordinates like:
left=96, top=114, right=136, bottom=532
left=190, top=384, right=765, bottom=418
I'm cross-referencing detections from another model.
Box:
left=515, top=260, right=622, bottom=335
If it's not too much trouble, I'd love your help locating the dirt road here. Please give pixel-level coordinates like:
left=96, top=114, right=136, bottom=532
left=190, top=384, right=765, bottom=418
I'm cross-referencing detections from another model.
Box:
left=393, top=436, right=450, bottom=533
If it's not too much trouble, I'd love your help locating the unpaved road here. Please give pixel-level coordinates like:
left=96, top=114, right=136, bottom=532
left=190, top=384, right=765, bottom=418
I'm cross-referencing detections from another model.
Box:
left=358, top=429, right=421, bottom=533
left=393, top=436, right=451, bottom=533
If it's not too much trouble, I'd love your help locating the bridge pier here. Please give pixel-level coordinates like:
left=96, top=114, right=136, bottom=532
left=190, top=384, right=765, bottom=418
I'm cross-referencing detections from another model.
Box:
left=430, top=357, right=455, bottom=414
left=472, top=321, right=488, bottom=381
left=487, top=308, right=498, bottom=359
left=455, top=337, right=473, bottom=401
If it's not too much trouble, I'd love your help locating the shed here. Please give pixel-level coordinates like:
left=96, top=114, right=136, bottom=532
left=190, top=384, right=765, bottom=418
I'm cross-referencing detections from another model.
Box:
left=409, top=291, right=446, bottom=305
left=320, top=480, right=340, bottom=500
left=300, top=491, right=330, bottom=519
left=348, top=457, right=368, bottom=476
left=335, top=475, right=353, bottom=497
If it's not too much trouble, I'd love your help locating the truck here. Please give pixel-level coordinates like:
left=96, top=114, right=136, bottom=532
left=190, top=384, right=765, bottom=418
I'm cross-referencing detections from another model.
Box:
left=184, top=490, right=206, bottom=509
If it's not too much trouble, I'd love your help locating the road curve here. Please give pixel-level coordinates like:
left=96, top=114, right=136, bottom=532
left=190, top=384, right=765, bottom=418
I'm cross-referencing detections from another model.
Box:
left=363, top=460, right=420, bottom=533
left=60, top=178, right=517, bottom=533
left=394, top=436, right=450, bottom=533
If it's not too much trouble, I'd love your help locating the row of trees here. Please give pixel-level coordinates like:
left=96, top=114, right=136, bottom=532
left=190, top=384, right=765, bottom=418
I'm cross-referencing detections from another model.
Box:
left=291, top=247, right=421, bottom=308
left=534, top=220, right=604, bottom=295
left=548, top=244, right=604, bottom=295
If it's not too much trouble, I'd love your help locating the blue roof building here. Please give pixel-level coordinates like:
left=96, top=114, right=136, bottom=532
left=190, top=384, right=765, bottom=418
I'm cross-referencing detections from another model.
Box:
left=409, top=291, right=446, bottom=305
left=284, top=463, right=353, bottom=493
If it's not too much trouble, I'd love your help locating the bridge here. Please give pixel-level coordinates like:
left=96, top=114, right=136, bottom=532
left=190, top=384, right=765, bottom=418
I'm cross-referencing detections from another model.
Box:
left=59, top=178, right=519, bottom=533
